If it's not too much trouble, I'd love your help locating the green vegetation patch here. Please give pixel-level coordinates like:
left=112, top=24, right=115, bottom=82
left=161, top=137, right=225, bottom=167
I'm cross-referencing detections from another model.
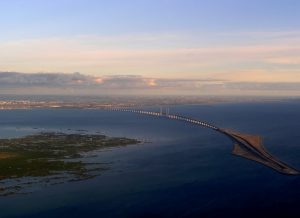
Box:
left=0, top=132, right=139, bottom=196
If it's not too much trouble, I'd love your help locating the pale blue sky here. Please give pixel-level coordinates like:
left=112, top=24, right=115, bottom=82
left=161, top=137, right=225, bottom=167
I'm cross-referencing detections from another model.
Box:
left=1, top=0, right=299, bottom=40
left=0, top=0, right=300, bottom=95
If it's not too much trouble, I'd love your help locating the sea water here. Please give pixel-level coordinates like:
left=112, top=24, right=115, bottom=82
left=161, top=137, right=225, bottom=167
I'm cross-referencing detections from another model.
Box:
left=0, top=101, right=300, bottom=217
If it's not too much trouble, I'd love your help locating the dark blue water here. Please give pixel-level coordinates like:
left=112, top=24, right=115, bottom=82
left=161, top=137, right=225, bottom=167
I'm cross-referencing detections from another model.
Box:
left=0, top=102, right=300, bottom=218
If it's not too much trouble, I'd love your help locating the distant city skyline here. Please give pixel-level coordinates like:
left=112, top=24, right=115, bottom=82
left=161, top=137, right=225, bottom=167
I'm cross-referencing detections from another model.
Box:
left=1, top=0, right=300, bottom=95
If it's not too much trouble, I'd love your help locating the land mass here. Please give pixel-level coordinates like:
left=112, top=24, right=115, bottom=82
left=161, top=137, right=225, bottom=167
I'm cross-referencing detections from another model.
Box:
left=0, top=132, right=140, bottom=196
left=220, top=129, right=300, bottom=175
left=0, top=95, right=295, bottom=110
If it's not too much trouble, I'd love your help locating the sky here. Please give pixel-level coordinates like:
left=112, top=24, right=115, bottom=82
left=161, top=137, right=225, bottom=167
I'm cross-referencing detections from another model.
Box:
left=0, top=0, right=300, bottom=96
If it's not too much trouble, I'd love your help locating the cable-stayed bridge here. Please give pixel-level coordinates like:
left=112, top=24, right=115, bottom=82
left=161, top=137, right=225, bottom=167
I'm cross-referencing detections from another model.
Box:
left=108, top=107, right=219, bottom=130
left=106, top=107, right=300, bottom=175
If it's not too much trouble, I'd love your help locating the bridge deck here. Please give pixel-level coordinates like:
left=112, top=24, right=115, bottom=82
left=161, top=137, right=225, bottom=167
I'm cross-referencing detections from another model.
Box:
left=108, top=108, right=299, bottom=175
left=220, top=129, right=300, bottom=175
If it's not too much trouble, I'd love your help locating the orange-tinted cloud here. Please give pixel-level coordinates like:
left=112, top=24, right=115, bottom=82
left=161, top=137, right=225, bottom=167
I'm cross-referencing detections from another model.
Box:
left=1, top=32, right=300, bottom=86
left=1, top=71, right=300, bottom=96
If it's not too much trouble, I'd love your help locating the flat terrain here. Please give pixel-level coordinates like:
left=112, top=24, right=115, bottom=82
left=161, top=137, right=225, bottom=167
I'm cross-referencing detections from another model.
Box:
left=0, top=152, right=17, bottom=160
left=0, top=132, right=140, bottom=196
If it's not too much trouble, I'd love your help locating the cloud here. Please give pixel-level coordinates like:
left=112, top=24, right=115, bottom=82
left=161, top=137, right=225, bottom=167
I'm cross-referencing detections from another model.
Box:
left=0, top=72, right=223, bottom=90
left=1, top=31, right=300, bottom=80
left=225, top=82, right=300, bottom=91
left=265, top=56, right=300, bottom=65
left=0, top=72, right=92, bottom=87
left=214, top=69, right=300, bottom=83
left=0, top=72, right=300, bottom=96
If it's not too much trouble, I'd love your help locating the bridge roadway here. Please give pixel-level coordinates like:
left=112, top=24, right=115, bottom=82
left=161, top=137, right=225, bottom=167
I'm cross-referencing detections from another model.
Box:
left=107, top=108, right=300, bottom=175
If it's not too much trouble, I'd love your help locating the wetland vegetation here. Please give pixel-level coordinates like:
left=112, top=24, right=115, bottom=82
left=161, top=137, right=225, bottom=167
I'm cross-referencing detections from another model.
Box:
left=0, top=132, right=140, bottom=196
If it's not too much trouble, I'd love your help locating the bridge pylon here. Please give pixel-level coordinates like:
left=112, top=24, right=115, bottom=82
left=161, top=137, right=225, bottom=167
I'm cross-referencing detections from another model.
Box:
left=165, top=107, right=170, bottom=116
left=158, top=106, right=170, bottom=116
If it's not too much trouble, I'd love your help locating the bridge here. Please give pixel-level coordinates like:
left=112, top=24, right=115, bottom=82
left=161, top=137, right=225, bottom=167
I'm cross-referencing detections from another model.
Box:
left=106, top=107, right=300, bottom=175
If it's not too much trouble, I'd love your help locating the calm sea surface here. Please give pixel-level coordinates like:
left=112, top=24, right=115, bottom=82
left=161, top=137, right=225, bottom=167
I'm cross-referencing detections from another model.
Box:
left=0, top=101, right=300, bottom=218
